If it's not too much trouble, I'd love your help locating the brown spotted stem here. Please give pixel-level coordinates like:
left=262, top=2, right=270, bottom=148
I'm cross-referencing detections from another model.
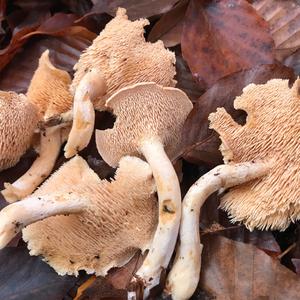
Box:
left=64, top=69, right=107, bottom=158
left=166, top=160, right=272, bottom=300
left=1, top=126, right=63, bottom=203
left=133, top=139, right=181, bottom=298
left=0, top=192, right=87, bottom=249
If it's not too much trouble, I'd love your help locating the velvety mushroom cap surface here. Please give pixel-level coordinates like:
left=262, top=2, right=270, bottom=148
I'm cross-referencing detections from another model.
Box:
left=96, top=83, right=193, bottom=167
left=27, top=50, right=73, bottom=119
left=70, top=8, right=176, bottom=109
left=22, top=156, right=157, bottom=276
left=209, top=78, right=300, bottom=231
left=0, top=91, right=38, bottom=171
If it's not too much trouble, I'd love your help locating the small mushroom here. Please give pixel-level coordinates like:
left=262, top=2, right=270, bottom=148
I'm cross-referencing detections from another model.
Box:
left=167, top=78, right=300, bottom=300
left=1, top=51, right=73, bottom=202
left=0, top=155, right=158, bottom=276
left=95, top=82, right=192, bottom=296
left=0, top=91, right=38, bottom=171
left=64, top=7, right=176, bottom=158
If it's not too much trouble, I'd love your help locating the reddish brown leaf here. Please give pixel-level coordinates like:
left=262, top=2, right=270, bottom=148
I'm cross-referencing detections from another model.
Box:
left=0, top=13, right=82, bottom=71
left=284, top=49, right=300, bottom=74
left=200, top=235, right=300, bottom=299
left=182, top=0, right=275, bottom=87
left=253, top=0, right=300, bottom=61
left=292, top=258, right=300, bottom=275
left=91, top=0, right=179, bottom=19
left=0, top=243, right=78, bottom=300
left=0, top=26, right=96, bottom=93
left=148, top=0, right=188, bottom=48
left=78, top=252, right=144, bottom=300
left=181, top=64, right=295, bottom=166
left=174, top=47, right=205, bottom=101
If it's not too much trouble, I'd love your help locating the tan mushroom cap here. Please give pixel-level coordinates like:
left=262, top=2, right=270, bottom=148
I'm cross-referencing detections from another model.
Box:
left=70, top=8, right=176, bottom=110
left=27, top=50, right=73, bottom=119
left=209, top=78, right=300, bottom=231
left=22, top=155, right=158, bottom=276
left=0, top=91, right=38, bottom=171
left=96, top=82, right=193, bottom=167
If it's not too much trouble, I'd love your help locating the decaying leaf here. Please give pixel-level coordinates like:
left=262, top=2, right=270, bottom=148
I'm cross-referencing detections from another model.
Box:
left=91, top=0, right=179, bottom=20
left=200, top=235, right=300, bottom=300
left=0, top=243, right=78, bottom=300
left=182, top=0, right=275, bottom=87
left=253, top=0, right=300, bottom=60
left=148, top=0, right=188, bottom=48
left=181, top=64, right=295, bottom=166
left=0, top=13, right=83, bottom=70
left=0, top=26, right=96, bottom=93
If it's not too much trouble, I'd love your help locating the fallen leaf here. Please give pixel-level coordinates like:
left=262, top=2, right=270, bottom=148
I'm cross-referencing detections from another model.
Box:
left=148, top=0, right=188, bottom=48
left=181, top=64, right=296, bottom=166
left=0, top=26, right=96, bottom=93
left=284, top=48, right=300, bottom=75
left=253, top=0, right=300, bottom=61
left=90, top=0, right=179, bottom=19
left=174, top=46, right=205, bottom=101
left=0, top=243, right=78, bottom=300
left=200, top=235, right=300, bottom=300
left=0, top=12, right=81, bottom=71
left=182, top=0, right=275, bottom=87
left=79, top=252, right=144, bottom=300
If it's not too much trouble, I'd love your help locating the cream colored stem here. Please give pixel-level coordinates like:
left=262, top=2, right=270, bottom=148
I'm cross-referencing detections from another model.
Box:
left=134, top=139, right=181, bottom=298
left=0, top=192, right=87, bottom=249
left=64, top=69, right=107, bottom=158
left=2, top=127, right=62, bottom=203
left=166, top=160, right=272, bottom=300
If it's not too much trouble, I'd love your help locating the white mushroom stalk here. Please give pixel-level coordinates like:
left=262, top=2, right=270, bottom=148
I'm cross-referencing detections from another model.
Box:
left=0, top=192, right=87, bottom=249
left=166, top=160, right=272, bottom=300
left=64, top=69, right=107, bottom=158
left=133, top=139, right=181, bottom=298
left=1, top=126, right=64, bottom=203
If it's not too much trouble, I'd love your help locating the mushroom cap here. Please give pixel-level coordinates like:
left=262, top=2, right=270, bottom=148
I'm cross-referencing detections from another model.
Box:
left=209, top=78, right=300, bottom=231
left=22, top=155, right=158, bottom=276
left=27, top=50, right=73, bottom=120
left=0, top=91, right=38, bottom=171
left=95, top=82, right=193, bottom=167
left=70, top=8, right=176, bottom=110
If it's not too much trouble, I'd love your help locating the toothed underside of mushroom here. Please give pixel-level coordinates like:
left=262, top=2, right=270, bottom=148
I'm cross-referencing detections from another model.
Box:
left=27, top=50, right=73, bottom=119
left=70, top=8, right=176, bottom=110
left=209, top=79, right=300, bottom=231
left=0, top=91, right=38, bottom=171
left=96, top=83, right=193, bottom=167
left=22, top=156, right=158, bottom=276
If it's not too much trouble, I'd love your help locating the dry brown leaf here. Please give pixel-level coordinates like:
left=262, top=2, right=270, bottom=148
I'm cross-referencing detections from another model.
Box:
left=200, top=235, right=300, bottom=300
left=0, top=26, right=96, bottom=93
left=182, top=0, right=275, bottom=87
left=148, top=0, right=188, bottom=48
left=253, top=0, right=300, bottom=61
left=0, top=13, right=81, bottom=71
left=91, top=0, right=179, bottom=20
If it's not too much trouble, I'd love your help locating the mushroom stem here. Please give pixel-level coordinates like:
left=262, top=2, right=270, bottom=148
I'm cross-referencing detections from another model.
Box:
left=0, top=192, right=87, bottom=249
left=1, top=126, right=62, bottom=203
left=64, top=69, right=107, bottom=158
left=166, top=160, right=272, bottom=300
left=134, top=139, right=181, bottom=298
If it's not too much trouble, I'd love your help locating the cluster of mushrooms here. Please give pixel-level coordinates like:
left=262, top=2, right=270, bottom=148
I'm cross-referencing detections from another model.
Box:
left=0, top=8, right=299, bottom=300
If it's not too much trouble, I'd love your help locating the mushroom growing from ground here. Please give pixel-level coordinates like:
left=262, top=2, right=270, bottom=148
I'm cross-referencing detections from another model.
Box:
left=95, top=82, right=193, bottom=297
left=167, top=78, right=300, bottom=300
left=0, top=91, right=38, bottom=171
left=1, top=50, right=73, bottom=202
left=64, top=7, right=176, bottom=158
left=0, top=155, right=158, bottom=276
